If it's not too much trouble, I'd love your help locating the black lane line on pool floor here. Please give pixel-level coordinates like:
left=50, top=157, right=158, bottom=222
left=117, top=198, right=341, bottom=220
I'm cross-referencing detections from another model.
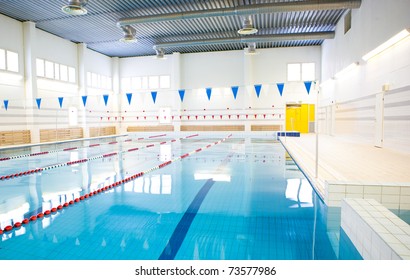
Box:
left=158, top=152, right=234, bottom=260
left=158, top=178, right=215, bottom=260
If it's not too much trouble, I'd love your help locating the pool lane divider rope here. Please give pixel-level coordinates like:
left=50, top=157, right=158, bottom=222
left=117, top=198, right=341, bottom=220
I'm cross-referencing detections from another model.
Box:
left=0, top=133, right=231, bottom=235
left=0, top=134, right=199, bottom=181
left=0, top=133, right=169, bottom=162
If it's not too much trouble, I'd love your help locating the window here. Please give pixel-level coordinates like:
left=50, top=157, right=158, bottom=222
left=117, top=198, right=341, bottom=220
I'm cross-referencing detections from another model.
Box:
left=60, top=65, right=68, bottom=81
left=6, top=50, right=19, bottom=72
left=36, top=59, right=45, bottom=77
left=45, top=60, right=54, bottom=79
left=302, top=63, right=315, bottom=81
left=149, top=76, right=159, bottom=89
left=142, top=77, right=148, bottom=89
left=87, top=72, right=92, bottom=87
left=287, top=63, right=316, bottom=81
left=0, top=49, right=5, bottom=70
left=287, top=63, right=301, bottom=82
left=87, top=71, right=112, bottom=90
left=132, top=77, right=142, bottom=89
left=160, top=75, right=171, bottom=89
left=68, top=67, right=76, bottom=83
left=54, top=63, right=60, bottom=80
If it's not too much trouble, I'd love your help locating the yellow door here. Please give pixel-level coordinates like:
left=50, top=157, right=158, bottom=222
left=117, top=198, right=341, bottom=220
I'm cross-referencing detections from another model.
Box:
left=286, top=106, right=301, bottom=132
left=286, top=104, right=315, bottom=133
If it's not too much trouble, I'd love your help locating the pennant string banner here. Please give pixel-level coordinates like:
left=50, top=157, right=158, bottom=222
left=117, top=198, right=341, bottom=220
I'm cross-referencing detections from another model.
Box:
left=231, top=86, right=239, bottom=100
left=276, top=83, right=285, bottom=96
left=178, top=89, right=185, bottom=102
left=36, top=98, right=42, bottom=109
left=58, top=97, right=64, bottom=108
left=151, top=91, right=157, bottom=104
left=206, top=88, right=212, bottom=101
left=304, top=81, right=312, bottom=94
left=82, top=96, right=88, bottom=107
left=3, top=100, right=9, bottom=111
left=103, top=94, right=109, bottom=106
left=254, top=84, right=262, bottom=98
left=126, top=93, right=133, bottom=105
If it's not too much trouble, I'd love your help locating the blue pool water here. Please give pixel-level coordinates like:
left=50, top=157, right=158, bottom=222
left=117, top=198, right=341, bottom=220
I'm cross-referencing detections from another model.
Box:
left=0, top=134, right=361, bottom=260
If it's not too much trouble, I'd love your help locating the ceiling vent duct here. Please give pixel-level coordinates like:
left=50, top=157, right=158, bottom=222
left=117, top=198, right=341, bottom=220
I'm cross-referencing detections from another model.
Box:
left=117, top=0, right=362, bottom=27
left=238, top=16, right=258, bottom=35
left=119, top=25, right=137, bottom=43
left=62, top=0, right=88, bottom=16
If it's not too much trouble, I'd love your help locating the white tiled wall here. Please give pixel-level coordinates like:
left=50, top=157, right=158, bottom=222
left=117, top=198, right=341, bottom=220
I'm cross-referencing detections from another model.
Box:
left=341, top=198, right=410, bottom=260
left=325, top=181, right=410, bottom=210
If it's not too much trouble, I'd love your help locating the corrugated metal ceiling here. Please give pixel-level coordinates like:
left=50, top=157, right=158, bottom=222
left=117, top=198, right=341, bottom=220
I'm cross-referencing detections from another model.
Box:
left=0, top=0, right=360, bottom=57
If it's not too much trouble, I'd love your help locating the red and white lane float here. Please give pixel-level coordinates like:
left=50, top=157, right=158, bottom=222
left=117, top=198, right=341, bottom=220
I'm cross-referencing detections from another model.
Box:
left=0, top=134, right=231, bottom=236
left=0, top=134, right=199, bottom=181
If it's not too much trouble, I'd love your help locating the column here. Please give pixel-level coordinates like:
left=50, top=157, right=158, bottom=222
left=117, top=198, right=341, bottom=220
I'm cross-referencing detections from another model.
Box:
left=22, top=21, right=39, bottom=143
left=77, top=43, right=88, bottom=138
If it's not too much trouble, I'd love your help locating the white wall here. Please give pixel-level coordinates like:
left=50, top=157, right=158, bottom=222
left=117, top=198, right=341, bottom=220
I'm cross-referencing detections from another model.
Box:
left=0, top=14, right=26, bottom=131
left=320, top=0, right=410, bottom=152
left=119, top=47, right=320, bottom=132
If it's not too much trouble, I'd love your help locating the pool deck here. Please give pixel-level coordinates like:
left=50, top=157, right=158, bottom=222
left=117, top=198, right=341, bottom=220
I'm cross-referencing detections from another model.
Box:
left=280, top=134, right=410, bottom=205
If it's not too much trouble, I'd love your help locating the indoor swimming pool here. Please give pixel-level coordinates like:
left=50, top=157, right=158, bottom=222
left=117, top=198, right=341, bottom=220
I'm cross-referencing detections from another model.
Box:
left=0, top=133, right=361, bottom=260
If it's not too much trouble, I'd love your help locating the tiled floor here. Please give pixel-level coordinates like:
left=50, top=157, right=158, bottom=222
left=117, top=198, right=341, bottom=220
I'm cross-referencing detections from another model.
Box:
left=280, top=134, right=410, bottom=198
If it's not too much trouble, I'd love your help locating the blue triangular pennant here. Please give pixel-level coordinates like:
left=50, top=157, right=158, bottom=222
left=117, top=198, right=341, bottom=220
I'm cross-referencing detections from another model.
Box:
left=82, top=96, right=88, bottom=107
left=231, top=86, right=239, bottom=99
left=151, top=91, right=157, bottom=104
left=304, top=81, right=312, bottom=94
left=58, top=97, right=64, bottom=108
left=126, top=93, right=133, bottom=105
left=4, top=100, right=9, bottom=111
left=103, top=94, right=109, bottom=106
left=36, top=98, right=42, bottom=109
left=276, top=83, right=285, bottom=96
left=254, top=84, right=262, bottom=98
left=206, top=88, right=212, bottom=100
left=178, top=89, right=185, bottom=102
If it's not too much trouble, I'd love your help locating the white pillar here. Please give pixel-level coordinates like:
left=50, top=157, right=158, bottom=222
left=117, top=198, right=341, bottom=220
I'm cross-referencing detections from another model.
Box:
left=77, top=43, right=88, bottom=137
left=243, top=54, right=254, bottom=133
left=112, top=57, right=122, bottom=133
left=172, top=52, right=181, bottom=132
left=22, top=21, right=39, bottom=143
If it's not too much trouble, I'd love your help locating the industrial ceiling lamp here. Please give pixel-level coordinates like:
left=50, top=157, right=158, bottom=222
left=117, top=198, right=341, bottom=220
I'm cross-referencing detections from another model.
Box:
left=62, top=0, right=88, bottom=16
left=244, top=42, right=258, bottom=55
left=153, top=47, right=166, bottom=59
left=238, top=16, right=258, bottom=35
left=119, top=25, right=137, bottom=43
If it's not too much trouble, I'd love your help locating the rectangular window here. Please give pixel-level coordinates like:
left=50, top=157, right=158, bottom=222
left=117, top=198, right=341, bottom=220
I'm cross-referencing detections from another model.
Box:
left=91, top=73, right=98, bottom=88
left=45, top=60, right=54, bottom=79
left=54, top=63, right=60, bottom=80
left=142, top=76, right=148, bottom=89
left=101, top=75, right=107, bottom=89
left=0, top=49, right=6, bottom=70
left=68, top=67, right=76, bottom=83
left=121, top=77, right=131, bottom=90
left=132, top=77, right=142, bottom=89
left=6, top=51, right=19, bottom=72
left=107, top=77, right=112, bottom=90
left=287, top=63, right=301, bottom=82
left=160, top=75, right=171, bottom=89
left=302, top=63, right=315, bottom=81
left=87, top=72, right=92, bottom=87
left=36, top=58, right=45, bottom=77
left=149, top=76, right=159, bottom=89
left=60, top=65, right=68, bottom=81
